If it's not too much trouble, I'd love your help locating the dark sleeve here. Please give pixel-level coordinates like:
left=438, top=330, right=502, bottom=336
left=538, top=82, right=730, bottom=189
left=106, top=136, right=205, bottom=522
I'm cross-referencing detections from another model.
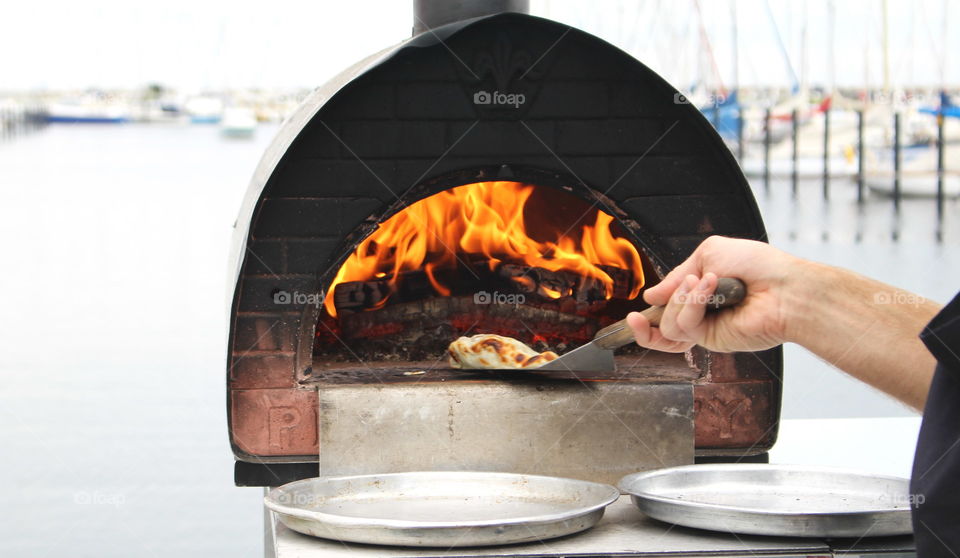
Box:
left=911, top=293, right=960, bottom=556
left=919, top=292, right=960, bottom=375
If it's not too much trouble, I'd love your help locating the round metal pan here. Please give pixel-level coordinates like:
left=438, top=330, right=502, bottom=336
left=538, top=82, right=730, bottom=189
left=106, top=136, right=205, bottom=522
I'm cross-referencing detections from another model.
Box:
left=265, top=471, right=620, bottom=547
left=618, top=464, right=913, bottom=537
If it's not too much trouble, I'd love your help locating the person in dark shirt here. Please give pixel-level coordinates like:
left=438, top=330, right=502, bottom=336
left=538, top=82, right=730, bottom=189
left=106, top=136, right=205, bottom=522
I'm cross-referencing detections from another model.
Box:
left=625, top=235, right=957, bottom=557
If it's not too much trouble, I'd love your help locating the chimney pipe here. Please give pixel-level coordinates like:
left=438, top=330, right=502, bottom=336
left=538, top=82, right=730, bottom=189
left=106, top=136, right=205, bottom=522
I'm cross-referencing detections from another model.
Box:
left=413, top=0, right=530, bottom=35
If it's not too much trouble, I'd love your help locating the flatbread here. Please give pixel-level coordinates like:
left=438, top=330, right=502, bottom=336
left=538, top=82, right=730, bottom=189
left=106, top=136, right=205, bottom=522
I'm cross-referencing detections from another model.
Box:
left=448, top=334, right=558, bottom=369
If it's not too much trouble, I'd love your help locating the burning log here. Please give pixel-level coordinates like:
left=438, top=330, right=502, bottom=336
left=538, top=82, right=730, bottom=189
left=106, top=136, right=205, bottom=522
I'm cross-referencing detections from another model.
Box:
left=341, top=297, right=569, bottom=338
left=597, top=265, right=635, bottom=299
left=332, top=268, right=466, bottom=315
left=332, top=279, right=393, bottom=313
left=498, top=263, right=633, bottom=303
left=322, top=181, right=648, bottom=321
left=332, top=261, right=637, bottom=315
left=336, top=295, right=597, bottom=359
left=497, top=263, right=574, bottom=298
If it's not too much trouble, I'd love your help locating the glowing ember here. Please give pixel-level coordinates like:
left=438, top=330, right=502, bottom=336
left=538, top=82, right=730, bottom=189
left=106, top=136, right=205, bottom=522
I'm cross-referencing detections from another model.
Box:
left=324, top=181, right=644, bottom=317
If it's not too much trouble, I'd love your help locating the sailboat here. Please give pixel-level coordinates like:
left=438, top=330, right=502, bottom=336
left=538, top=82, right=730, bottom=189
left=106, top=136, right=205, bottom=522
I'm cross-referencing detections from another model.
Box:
left=220, top=107, right=257, bottom=138
left=46, top=94, right=131, bottom=124
left=920, top=91, right=960, bottom=121
left=865, top=94, right=960, bottom=199
left=864, top=0, right=957, bottom=199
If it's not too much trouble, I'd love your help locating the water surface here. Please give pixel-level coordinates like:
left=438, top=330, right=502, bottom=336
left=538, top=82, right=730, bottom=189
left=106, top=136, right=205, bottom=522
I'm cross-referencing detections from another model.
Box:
left=1, top=124, right=956, bottom=556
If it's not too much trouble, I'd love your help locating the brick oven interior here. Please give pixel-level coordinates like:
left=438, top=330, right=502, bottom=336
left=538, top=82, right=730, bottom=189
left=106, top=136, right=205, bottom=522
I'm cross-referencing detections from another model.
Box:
left=228, top=12, right=782, bottom=475
left=312, top=176, right=662, bottom=371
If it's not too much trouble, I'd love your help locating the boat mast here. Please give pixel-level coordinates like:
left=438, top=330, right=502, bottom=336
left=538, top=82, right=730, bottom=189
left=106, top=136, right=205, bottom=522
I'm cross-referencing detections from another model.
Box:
left=763, top=0, right=799, bottom=93
left=942, top=0, right=949, bottom=92
left=882, top=0, right=890, bottom=96
left=826, top=0, right=835, bottom=96
left=882, top=0, right=891, bottom=144
left=800, top=0, right=809, bottom=95
left=693, top=0, right=726, bottom=96
left=731, top=0, right=739, bottom=94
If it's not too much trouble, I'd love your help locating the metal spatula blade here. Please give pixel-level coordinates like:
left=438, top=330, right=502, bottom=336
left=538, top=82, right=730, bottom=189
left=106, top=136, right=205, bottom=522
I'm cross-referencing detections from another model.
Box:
left=536, top=341, right=616, bottom=372
left=535, top=277, right=746, bottom=373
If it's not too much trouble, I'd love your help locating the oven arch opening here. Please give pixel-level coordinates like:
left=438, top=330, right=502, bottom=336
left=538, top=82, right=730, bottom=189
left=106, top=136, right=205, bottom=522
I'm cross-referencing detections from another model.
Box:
left=305, top=167, right=700, bottom=384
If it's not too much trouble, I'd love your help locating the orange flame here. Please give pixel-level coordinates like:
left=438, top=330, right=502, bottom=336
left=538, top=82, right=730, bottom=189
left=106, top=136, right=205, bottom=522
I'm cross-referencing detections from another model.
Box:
left=324, top=181, right=644, bottom=317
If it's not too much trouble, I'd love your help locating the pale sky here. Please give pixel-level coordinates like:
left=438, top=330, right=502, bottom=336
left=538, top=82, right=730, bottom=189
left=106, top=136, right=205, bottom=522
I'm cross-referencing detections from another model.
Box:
left=2, top=0, right=955, bottom=92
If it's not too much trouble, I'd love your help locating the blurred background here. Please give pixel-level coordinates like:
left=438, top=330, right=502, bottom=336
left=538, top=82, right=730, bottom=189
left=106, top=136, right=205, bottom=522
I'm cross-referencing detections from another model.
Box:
left=1, top=0, right=956, bottom=556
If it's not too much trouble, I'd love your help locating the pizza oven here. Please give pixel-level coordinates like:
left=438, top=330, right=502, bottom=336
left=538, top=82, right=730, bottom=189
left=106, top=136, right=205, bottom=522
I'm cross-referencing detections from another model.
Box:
left=227, top=6, right=781, bottom=486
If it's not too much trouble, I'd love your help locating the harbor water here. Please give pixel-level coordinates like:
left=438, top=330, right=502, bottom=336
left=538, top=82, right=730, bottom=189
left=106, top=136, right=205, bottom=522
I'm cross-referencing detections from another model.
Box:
left=1, top=123, right=957, bottom=556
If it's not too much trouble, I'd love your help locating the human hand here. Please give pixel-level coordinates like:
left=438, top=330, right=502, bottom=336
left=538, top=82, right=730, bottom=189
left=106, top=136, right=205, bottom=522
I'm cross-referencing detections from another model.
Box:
left=626, top=236, right=801, bottom=353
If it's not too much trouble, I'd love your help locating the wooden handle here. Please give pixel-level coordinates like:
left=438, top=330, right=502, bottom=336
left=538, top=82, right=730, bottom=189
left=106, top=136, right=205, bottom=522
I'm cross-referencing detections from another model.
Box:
left=593, top=277, right=747, bottom=350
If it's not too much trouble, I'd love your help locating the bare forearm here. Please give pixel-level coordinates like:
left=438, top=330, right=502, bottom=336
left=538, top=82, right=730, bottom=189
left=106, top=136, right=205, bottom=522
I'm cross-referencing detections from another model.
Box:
left=628, top=236, right=941, bottom=410
left=784, top=261, right=940, bottom=411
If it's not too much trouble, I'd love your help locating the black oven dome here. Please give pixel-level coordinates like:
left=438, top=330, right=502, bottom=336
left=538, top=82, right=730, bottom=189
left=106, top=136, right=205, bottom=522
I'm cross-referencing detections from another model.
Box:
left=230, top=12, right=763, bottom=280
left=226, top=11, right=779, bottom=468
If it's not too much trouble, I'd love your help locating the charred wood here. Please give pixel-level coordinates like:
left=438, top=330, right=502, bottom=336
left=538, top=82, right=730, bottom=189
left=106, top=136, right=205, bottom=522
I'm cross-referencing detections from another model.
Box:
left=333, top=261, right=636, bottom=314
